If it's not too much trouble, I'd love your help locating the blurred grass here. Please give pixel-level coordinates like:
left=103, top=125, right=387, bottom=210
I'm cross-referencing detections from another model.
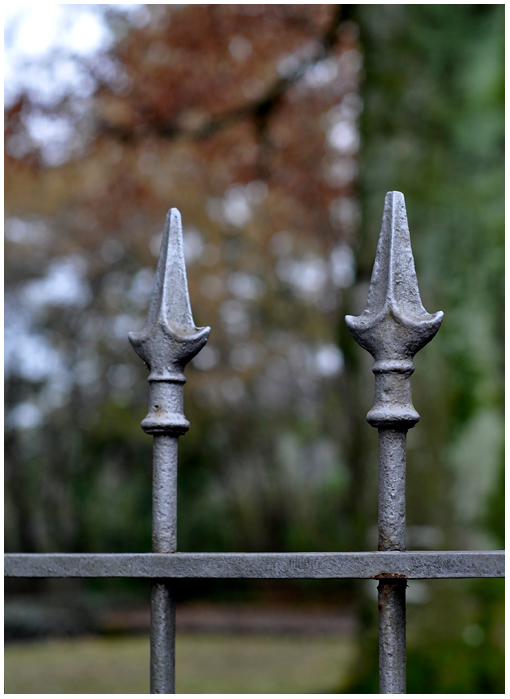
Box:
left=5, top=632, right=355, bottom=694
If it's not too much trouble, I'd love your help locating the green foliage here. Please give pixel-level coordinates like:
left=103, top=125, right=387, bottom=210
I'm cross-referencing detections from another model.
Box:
left=356, top=2, right=504, bottom=543
left=349, top=7, right=504, bottom=691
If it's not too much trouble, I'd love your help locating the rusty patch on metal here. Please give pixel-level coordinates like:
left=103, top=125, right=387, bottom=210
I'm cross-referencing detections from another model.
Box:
left=372, top=572, right=407, bottom=580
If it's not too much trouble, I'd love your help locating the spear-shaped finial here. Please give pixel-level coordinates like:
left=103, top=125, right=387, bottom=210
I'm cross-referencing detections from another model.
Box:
left=129, top=208, right=210, bottom=436
left=345, top=191, right=443, bottom=429
left=129, top=208, right=210, bottom=693
left=345, top=192, right=443, bottom=694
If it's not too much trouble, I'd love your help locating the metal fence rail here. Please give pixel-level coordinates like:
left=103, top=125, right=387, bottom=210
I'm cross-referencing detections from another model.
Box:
left=5, top=551, right=504, bottom=579
left=5, top=192, right=504, bottom=694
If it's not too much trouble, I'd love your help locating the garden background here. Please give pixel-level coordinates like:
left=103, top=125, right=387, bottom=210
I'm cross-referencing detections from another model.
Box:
left=5, top=4, right=504, bottom=693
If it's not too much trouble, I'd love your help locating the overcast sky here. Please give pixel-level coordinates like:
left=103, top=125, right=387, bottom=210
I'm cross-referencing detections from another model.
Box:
left=4, top=4, right=146, bottom=106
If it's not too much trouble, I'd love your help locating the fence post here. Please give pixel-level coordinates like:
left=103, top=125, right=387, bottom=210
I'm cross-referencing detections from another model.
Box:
left=129, top=208, right=210, bottom=693
left=345, top=191, right=443, bottom=693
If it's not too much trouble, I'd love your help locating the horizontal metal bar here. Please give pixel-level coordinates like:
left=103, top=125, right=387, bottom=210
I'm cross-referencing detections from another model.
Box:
left=4, top=551, right=504, bottom=579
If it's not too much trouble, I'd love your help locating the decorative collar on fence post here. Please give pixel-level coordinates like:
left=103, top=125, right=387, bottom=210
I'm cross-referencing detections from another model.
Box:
left=345, top=191, right=443, bottom=429
left=128, top=208, right=210, bottom=436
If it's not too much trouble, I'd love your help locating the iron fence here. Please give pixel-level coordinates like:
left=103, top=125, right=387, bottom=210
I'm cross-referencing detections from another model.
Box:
left=5, top=191, right=504, bottom=694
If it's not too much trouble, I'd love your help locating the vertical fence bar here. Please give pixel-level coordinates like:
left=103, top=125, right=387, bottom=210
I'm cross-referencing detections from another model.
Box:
left=346, top=191, right=443, bottom=694
left=150, top=434, right=178, bottom=694
left=129, top=209, right=210, bottom=694
left=151, top=580, right=176, bottom=693
left=377, top=430, right=406, bottom=553
left=377, top=428, right=407, bottom=694
left=378, top=576, right=407, bottom=693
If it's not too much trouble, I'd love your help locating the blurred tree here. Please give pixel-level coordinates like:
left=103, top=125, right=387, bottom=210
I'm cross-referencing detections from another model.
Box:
left=5, top=4, right=365, bottom=555
left=4, top=4, right=503, bottom=692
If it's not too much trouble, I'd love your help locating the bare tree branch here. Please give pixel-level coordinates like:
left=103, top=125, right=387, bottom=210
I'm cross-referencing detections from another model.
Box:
left=97, top=5, right=354, bottom=145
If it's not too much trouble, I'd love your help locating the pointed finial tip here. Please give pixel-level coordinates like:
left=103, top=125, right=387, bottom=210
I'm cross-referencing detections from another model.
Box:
left=345, top=191, right=443, bottom=362
left=166, top=207, right=182, bottom=234
left=129, top=206, right=210, bottom=375
left=384, top=190, right=405, bottom=208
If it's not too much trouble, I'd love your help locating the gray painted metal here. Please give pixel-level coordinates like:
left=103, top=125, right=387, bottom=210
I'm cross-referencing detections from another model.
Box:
left=151, top=582, right=176, bottom=694
left=150, top=435, right=178, bottom=693
left=129, top=209, right=210, bottom=694
left=4, top=551, right=504, bottom=579
left=345, top=192, right=443, bottom=432
left=346, top=191, right=444, bottom=693
left=152, top=436, right=179, bottom=554
left=128, top=209, right=210, bottom=433
left=378, top=579, right=406, bottom=694
left=378, top=429, right=406, bottom=552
